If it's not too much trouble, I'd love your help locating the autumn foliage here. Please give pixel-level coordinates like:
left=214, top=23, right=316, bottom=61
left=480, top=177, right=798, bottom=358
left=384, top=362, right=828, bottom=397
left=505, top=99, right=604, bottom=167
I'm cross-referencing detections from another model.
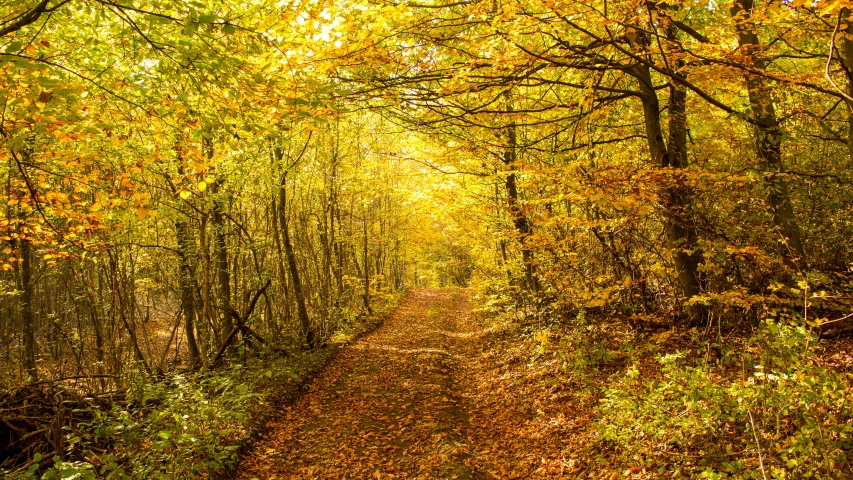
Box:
left=2, top=0, right=853, bottom=477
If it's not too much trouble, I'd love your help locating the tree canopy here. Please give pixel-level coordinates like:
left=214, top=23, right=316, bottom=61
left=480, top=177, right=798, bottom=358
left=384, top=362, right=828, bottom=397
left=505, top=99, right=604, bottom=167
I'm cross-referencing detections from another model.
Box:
left=2, top=0, right=853, bottom=477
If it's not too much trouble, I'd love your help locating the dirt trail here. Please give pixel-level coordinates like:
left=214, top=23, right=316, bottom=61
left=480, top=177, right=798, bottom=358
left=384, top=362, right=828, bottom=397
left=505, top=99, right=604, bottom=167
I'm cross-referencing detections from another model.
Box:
left=237, top=289, right=485, bottom=479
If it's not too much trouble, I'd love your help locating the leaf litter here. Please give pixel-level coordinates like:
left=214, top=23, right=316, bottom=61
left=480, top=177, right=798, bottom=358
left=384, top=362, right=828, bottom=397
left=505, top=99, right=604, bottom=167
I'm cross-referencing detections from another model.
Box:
left=236, top=289, right=606, bottom=479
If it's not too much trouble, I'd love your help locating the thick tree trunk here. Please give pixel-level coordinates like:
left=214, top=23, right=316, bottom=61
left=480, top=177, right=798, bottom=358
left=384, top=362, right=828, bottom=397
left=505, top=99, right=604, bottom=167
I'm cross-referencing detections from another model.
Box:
left=630, top=51, right=705, bottom=324
left=666, top=83, right=705, bottom=324
left=502, top=98, right=537, bottom=292
left=731, top=0, right=804, bottom=261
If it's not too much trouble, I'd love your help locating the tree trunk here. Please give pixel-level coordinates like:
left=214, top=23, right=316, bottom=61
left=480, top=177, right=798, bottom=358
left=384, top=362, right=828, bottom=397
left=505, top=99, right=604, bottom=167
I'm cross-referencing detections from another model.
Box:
left=279, top=174, right=315, bottom=348
left=362, top=205, right=373, bottom=314
left=665, top=81, right=705, bottom=324
left=840, top=8, right=853, bottom=162
left=198, top=212, right=217, bottom=350
left=627, top=24, right=705, bottom=324
left=20, top=237, right=37, bottom=380
left=175, top=217, right=201, bottom=369
left=211, top=179, right=233, bottom=340
left=333, top=196, right=345, bottom=297
left=79, top=268, right=106, bottom=388
left=731, top=0, right=804, bottom=261
left=108, top=253, right=151, bottom=375
left=502, top=97, right=537, bottom=292
left=270, top=197, right=292, bottom=326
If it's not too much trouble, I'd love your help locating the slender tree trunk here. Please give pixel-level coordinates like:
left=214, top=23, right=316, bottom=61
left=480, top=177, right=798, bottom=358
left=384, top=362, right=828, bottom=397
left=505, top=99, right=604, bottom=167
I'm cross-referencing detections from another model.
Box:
left=840, top=8, right=853, bottom=162
left=731, top=0, right=804, bottom=261
left=108, top=253, right=150, bottom=375
left=333, top=197, right=345, bottom=297
left=169, top=147, right=202, bottom=369
left=175, top=217, right=201, bottom=368
left=13, top=142, right=38, bottom=379
left=211, top=179, right=233, bottom=340
left=279, top=174, right=315, bottom=348
left=198, top=212, right=216, bottom=349
left=79, top=270, right=106, bottom=388
left=20, top=237, right=37, bottom=380
left=329, top=120, right=344, bottom=298
left=361, top=205, right=373, bottom=314
left=321, top=186, right=334, bottom=304
left=270, top=197, right=292, bottom=326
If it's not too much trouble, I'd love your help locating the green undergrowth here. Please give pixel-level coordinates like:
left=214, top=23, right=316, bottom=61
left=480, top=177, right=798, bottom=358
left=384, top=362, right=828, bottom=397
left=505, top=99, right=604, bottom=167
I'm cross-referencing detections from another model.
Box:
left=106, top=351, right=334, bottom=479
left=6, top=295, right=403, bottom=480
left=598, top=321, right=853, bottom=479
left=476, top=287, right=853, bottom=479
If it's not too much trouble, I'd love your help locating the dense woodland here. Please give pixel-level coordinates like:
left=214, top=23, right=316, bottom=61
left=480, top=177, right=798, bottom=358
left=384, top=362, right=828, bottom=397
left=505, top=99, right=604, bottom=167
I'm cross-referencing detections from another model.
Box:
left=1, top=0, right=853, bottom=477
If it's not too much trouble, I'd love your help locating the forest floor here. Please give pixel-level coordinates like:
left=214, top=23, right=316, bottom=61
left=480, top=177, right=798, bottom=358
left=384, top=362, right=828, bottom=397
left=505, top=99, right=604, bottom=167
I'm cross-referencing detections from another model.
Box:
left=236, top=288, right=595, bottom=479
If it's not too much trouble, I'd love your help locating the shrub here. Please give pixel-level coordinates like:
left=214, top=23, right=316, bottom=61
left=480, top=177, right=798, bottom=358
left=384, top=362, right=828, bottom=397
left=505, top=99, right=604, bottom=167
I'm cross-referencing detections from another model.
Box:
left=599, top=321, right=853, bottom=478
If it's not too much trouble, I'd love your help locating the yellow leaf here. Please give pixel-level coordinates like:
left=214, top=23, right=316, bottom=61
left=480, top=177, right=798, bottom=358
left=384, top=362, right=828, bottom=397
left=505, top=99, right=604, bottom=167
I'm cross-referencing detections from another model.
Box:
left=136, top=207, right=147, bottom=219
left=179, top=190, right=191, bottom=199
left=821, top=0, right=847, bottom=15
left=198, top=180, right=207, bottom=192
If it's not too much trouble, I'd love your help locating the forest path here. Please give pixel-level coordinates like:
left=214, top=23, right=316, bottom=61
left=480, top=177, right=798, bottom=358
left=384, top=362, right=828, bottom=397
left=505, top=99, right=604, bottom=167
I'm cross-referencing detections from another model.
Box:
left=237, top=288, right=486, bottom=479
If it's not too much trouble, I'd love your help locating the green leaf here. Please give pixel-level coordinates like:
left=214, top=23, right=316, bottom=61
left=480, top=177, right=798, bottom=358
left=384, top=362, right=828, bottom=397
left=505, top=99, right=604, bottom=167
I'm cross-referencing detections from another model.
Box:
left=183, top=21, right=199, bottom=35
left=5, top=41, right=23, bottom=54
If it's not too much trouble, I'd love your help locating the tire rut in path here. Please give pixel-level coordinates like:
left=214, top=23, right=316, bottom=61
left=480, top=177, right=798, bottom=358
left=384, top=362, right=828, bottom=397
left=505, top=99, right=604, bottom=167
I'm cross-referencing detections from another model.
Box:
left=237, top=288, right=484, bottom=479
